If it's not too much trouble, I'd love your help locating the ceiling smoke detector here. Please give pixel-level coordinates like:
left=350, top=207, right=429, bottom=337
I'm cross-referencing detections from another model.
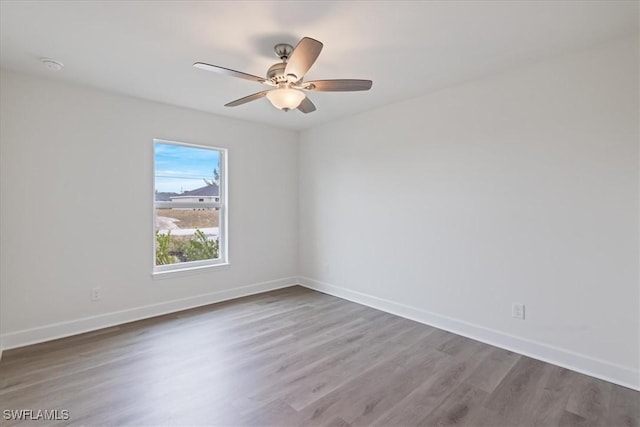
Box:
left=41, top=58, right=64, bottom=71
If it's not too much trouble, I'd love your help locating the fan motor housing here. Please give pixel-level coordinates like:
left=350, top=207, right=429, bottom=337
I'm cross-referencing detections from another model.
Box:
left=267, top=62, right=288, bottom=83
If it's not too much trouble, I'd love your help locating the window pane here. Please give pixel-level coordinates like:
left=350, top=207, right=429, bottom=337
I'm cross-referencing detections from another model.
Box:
left=154, top=143, right=220, bottom=202
left=155, top=207, right=220, bottom=265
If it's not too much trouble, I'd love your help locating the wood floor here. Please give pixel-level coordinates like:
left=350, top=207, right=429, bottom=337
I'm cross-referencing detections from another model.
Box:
left=1, top=286, right=637, bottom=427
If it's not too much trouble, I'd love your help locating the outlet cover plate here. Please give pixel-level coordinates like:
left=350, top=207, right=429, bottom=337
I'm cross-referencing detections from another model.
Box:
left=512, top=303, right=525, bottom=320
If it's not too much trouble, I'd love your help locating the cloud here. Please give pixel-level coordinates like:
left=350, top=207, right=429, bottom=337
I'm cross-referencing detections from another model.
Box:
left=154, top=142, right=221, bottom=193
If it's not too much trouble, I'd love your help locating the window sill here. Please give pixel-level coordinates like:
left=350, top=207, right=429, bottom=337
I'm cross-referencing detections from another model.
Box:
left=152, top=262, right=230, bottom=280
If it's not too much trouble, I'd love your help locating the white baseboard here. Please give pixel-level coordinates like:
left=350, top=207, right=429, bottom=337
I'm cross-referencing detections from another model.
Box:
left=298, top=276, right=639, bottom=391
left=1, top=277, right=297, bottom=351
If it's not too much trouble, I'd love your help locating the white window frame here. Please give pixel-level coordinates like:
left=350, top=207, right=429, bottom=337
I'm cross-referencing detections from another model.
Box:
left=152, top=139, right=228, bottom=275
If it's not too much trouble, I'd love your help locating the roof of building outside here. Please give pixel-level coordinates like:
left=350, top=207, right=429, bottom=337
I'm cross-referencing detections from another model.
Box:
left=174, top=183, right=219, bottom=197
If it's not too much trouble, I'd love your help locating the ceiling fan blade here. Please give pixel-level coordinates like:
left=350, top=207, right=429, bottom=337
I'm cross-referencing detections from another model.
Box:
left=284, top=37, right=323, bottom=81
left=225, top=90, right=270, bottom=107
left=297, top=96, right=316, bottom=114
left=194, top=62, right=265, bottom=83
left=303, top=79, right=373, bottom=92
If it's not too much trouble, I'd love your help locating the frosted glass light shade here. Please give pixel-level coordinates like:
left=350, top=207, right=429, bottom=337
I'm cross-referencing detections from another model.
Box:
left=266, top=88, right=305, bottom=110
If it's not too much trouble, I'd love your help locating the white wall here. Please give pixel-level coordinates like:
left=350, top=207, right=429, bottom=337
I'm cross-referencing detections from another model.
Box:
left=298, top=37, right=639, bottom=388
left=0, top=71, right=298, bottom=348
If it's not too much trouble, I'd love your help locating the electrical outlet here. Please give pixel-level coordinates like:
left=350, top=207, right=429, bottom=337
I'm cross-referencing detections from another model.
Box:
left=512, top=303, right=525, bottom=320
left=91, top=287, right=102, bottom=302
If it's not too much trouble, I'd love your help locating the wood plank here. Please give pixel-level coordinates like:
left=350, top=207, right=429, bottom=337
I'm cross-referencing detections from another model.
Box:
left=294, top=341, right=452, bottom=426
left=483, top=356, right=549, bottom=418
left=606, top=384, right=640, bottom=427
left=417, top=382, right=489, bottom=426
left=565, top=375, right=613, bottom=424
left=462, top=346, right=520, bottom=393
left=272, top=322, right=435, bottom=412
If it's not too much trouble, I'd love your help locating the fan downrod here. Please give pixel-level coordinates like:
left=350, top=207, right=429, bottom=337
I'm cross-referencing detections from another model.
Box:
left=273, top=43, right=294, bottom=61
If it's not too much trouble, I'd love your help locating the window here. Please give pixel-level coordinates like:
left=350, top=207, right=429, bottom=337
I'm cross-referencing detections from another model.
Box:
left=153, top=139, right=227, bottom=273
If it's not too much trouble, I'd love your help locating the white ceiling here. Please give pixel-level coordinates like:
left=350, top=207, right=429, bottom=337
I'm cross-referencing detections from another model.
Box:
left=1, top=1, right=637, bottom=131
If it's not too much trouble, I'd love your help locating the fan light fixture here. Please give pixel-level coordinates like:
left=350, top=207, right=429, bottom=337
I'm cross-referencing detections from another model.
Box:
left=266, top=88, right=305, bottom=111
left=194, top=37, right=373, bottom=114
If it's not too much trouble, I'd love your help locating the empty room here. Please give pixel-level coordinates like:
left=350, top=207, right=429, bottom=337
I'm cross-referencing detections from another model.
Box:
left=0, top=1, right=638, bottom=426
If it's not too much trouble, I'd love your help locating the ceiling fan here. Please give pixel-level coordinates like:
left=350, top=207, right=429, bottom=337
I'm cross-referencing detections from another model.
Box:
left=194, top=37, right=373, bottom=113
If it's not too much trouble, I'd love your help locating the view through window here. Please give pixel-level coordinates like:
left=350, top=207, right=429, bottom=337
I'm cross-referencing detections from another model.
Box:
left=153, top=140, right=226, bottom=272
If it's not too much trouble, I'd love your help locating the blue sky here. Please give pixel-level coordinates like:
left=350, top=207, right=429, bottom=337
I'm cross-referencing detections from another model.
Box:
left=154, top=142, right=220, bottom=193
